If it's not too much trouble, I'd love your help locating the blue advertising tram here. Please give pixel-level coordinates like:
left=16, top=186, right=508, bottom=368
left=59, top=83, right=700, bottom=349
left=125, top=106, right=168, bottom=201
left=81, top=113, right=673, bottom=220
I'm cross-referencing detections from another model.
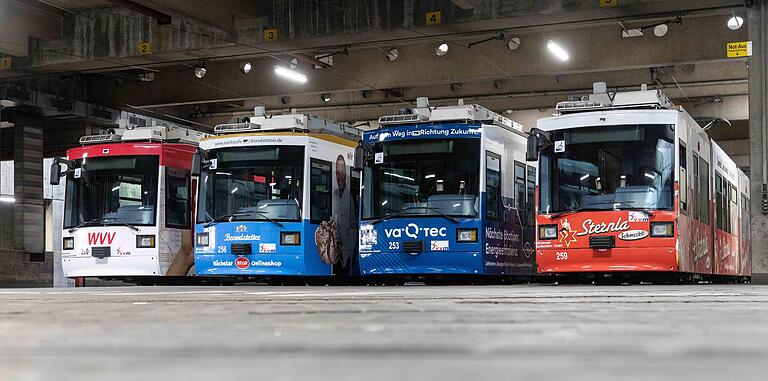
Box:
left=358, top=98, right=536, bottom=277
left=192, top=108, right=361, bottom=277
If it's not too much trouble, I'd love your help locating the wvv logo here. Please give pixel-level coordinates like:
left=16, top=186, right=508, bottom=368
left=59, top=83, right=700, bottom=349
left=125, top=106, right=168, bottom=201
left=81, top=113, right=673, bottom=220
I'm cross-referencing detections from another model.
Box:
left=88, top=232, right=116, bottom=245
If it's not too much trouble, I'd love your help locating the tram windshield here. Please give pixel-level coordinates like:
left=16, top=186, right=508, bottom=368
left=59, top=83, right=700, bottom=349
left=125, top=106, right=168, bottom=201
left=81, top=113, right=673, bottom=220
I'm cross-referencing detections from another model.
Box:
left=539, top=124, right=675, bottom=214
left=63, top=155, right=160, bottom=228
left=197, top=146, right=304, bottom=223
left=362, top=138, right=480, bottom=220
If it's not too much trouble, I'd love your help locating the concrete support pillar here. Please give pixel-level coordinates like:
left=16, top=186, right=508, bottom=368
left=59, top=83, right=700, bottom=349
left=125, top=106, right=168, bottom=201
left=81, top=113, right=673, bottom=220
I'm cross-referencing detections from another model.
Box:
left=749, top=0, right=768, bottom=284
left=13, top=123, right=44, bottom=255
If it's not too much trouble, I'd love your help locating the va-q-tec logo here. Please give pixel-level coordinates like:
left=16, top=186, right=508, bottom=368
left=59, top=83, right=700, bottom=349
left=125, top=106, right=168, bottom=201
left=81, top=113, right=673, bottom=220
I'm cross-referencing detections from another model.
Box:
left=384, top=223, right=447, bottom=239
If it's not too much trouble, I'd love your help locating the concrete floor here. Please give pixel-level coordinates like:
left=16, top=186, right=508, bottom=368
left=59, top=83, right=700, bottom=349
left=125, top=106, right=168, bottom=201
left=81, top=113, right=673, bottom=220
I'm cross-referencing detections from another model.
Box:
left=1, top=285, right=767, bottom=380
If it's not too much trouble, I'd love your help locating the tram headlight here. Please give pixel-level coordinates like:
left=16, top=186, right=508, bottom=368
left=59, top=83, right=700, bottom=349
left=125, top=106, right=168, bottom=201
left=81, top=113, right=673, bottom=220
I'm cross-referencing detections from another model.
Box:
left=280, top=232, right=301, bottom=246
left=456, top=228, right=478, bottom=242
left=136, top=235, right=156, bottom=248
left=539, top=224, right=558, bottom=240
left=196, top=232, right=209, bottom=247
left=650, top=222, right=674, bottom=238
left=62, top=237, right=74, bottom=250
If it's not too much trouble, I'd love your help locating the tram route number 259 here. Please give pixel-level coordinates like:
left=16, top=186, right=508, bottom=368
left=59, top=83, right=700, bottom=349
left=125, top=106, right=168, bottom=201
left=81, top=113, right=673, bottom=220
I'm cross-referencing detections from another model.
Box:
left=555, top=251, right=568, bottom=261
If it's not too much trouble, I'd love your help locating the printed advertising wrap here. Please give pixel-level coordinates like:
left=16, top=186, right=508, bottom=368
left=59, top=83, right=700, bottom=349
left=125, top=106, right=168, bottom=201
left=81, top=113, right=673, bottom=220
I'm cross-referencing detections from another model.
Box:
left=536, top=210, right=678, bottom=273
left=195, top=221, right=328, bottom=275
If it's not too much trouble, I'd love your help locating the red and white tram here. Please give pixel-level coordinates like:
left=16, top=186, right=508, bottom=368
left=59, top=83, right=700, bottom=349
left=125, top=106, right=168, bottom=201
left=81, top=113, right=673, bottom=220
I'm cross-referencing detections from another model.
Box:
left=50, top=126, right=203, bottom=279
left=527, top=84, right=750, bottom=279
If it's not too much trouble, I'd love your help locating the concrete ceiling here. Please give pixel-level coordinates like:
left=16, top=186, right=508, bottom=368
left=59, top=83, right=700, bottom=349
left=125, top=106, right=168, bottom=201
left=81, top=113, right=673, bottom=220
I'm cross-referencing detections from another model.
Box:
left=0, top=0, right=754, bottom=170
left=37, top=0, right=110, bottom=10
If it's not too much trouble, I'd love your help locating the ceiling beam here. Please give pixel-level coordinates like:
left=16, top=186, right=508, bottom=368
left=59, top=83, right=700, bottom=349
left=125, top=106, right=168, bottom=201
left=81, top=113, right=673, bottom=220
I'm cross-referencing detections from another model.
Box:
left=105, top=0, right=171, bottom=24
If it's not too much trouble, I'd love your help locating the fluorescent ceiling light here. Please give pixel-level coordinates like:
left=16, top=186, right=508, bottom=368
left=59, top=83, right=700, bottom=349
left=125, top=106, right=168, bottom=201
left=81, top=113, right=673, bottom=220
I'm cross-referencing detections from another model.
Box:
left=274, top=65, right=308, bottom=83
left=0, top=196, right=15, bottom=203
left=547, top=40, right=569, bottom=61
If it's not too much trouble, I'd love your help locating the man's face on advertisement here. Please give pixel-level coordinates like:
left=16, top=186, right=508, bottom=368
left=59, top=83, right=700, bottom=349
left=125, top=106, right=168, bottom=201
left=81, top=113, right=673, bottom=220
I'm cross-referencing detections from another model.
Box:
left=336, top=156, right=347, bottom=193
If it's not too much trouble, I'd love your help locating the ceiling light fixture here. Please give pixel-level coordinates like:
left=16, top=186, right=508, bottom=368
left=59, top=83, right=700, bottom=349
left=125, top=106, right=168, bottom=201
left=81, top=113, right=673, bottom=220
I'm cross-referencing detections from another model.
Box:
left=653, top=24, right=669, bottom=37
left=320, top=93, right=331, bottom=102
left=193, top=62, right=207, bottom=79
left=386, top=48, right=399, bottom=61
left=240, top=62, right=252, bottom=74
left=546, top=40, right=569, bottom=61
left=274, top=65, right=308, bottom=83
left=727, top=16, right=744, bottom=30
left=435, top=43, right=449, bottom=56
left=506, top=36, right=521, bottom=50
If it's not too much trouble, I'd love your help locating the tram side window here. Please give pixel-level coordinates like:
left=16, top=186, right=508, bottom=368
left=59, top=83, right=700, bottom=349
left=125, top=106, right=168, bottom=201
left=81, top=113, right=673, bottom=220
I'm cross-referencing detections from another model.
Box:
left=699, top=159, right=710, bottom=224
left=679, top=143, right=687, bottom=213
left=166, top=171, right=190, bottom=228
left=310, top=159, right=332, bottom=223
left=731, top=185, right=738, bottom=232
left=726, top=181, right=733, bottom=233
left=742, top=195, right=750, bottom=240
left=715, top=174, right=724, bottom=231
left=527, top=165, right=536, bottom=226
left=485, top=152, right=502, bottom=220
left=728, top=183, right=736, bottom=233
left=514, top=161, right=526, bottom=213
left=692, top=153, right=699, bottom=220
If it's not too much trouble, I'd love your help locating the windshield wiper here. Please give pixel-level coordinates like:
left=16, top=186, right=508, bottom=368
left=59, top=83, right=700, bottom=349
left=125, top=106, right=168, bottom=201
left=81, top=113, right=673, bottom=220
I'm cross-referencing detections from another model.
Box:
left=68, top=217, right=109, bottom=233
left=611, top=202, right=655, bottom=217
left=371, top=206, right=459, bottom=225
left=68, top=217, right=140, bottom=233
left=205, top=213, right=249, bottom=227
left=205, top=212, right=284, bottom=228
left=549, top=206, right=607, bottom=219
left=549, top=203, right=654, bottom=219
left=549, top=206, right=582, bottom=219
left=249, top=210, right=284, bottom=228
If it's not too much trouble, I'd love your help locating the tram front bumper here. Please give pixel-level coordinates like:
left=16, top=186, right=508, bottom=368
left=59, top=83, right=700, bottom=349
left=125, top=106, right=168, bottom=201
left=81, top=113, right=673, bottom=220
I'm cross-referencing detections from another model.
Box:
left=536, top=247, right=678, bottom=273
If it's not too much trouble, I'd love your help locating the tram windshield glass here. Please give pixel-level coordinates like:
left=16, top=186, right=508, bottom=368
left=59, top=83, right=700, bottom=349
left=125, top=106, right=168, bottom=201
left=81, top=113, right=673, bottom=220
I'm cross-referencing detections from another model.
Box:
left=362, top=138, right=480, bottom=220
left=63, top=155, right=160, bottom=228
left=539, top=124, right=675, bottom=214
left=197, top=146, right=304, bottom=223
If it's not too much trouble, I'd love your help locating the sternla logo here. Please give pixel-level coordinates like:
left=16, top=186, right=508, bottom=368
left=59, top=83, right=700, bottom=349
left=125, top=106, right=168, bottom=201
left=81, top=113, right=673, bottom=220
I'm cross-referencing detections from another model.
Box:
left=88, top=232, right=116, bottom=245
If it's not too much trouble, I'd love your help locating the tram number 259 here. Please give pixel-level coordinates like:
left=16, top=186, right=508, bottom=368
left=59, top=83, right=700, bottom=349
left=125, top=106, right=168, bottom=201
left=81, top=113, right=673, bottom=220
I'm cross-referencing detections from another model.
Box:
left=555, top=251, right=568, bottom=261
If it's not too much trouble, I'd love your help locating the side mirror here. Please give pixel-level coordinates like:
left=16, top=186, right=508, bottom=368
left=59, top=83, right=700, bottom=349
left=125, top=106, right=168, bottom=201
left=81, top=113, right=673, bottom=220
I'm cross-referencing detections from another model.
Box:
left=49, top=162, right=62, bottom=186
left=526, top=128, right=551, bottom=162
left=526, top=134, right=540, bottom=162
left=191, top=152, right=202, bottom=177
left=353, top=144, right=364, bottom=172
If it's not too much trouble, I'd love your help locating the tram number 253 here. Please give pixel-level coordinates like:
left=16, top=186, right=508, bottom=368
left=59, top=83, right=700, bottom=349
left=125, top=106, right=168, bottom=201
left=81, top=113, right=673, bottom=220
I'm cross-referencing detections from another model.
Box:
left=555, top=251, right=568, bottom=261
left=389, top=242, right=400, bottom=250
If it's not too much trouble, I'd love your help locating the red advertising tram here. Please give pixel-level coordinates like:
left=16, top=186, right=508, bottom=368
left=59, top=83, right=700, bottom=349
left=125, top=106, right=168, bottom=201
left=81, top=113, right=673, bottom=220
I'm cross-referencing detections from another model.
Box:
left=527, top=84, right=750, bottom=280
